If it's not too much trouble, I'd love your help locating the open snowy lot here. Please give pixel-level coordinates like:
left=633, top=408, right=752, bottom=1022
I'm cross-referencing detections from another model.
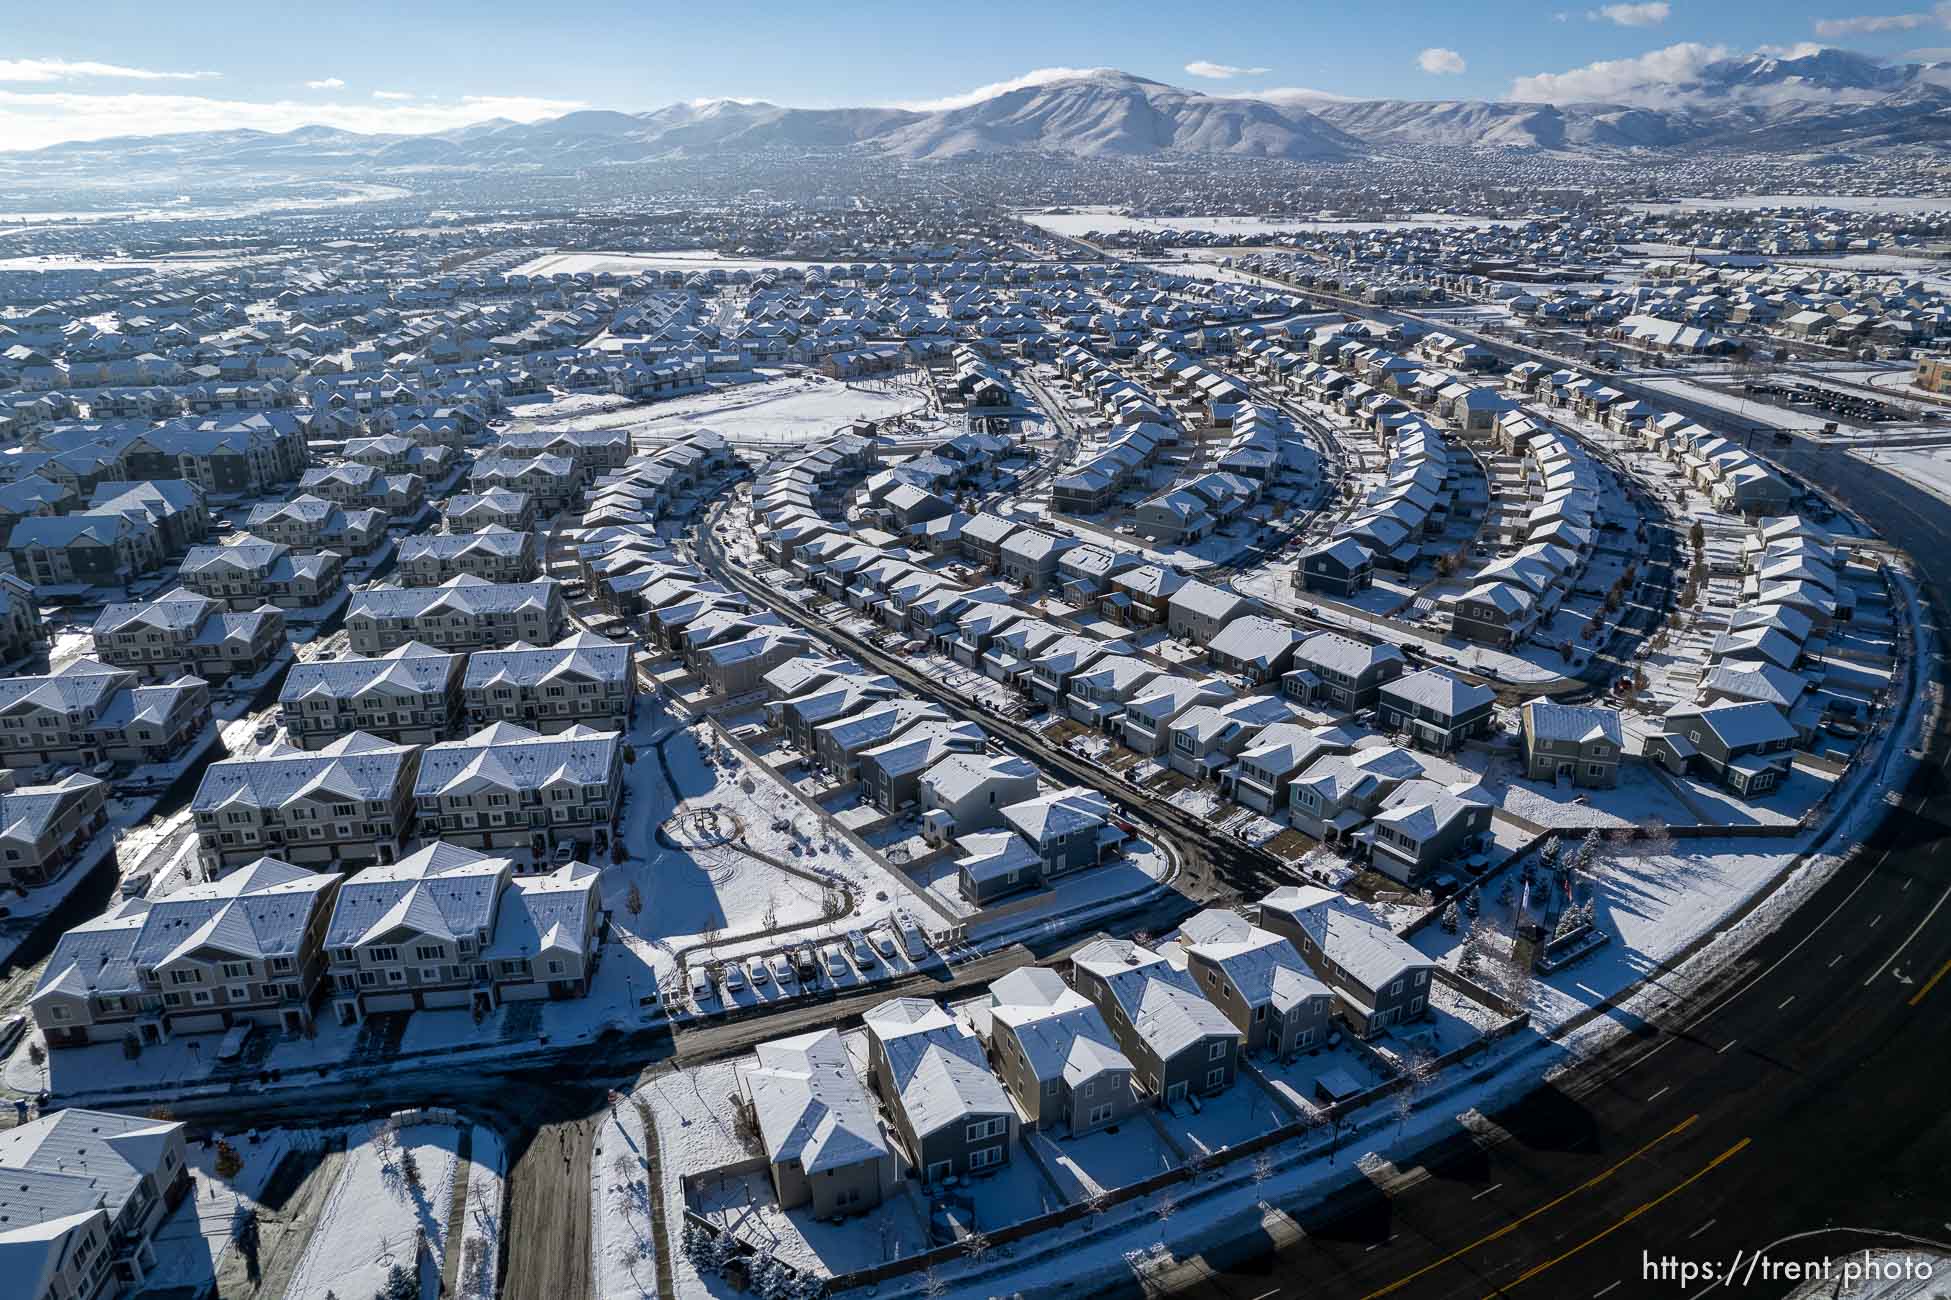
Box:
left=283, top=1121, right=462, bottom=1300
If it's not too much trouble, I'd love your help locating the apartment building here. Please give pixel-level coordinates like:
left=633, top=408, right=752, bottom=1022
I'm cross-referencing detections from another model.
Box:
left=189, top=732, right=420, bottom=875
left=445, top=489, right=537, bottom=533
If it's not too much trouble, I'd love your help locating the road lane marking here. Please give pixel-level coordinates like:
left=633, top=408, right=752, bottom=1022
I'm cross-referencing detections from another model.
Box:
left=1472, top=1183, right=1503, bottom=1200
left=1870, top=914, right=1883, bottom=929
left=1777, top=995, right=1796, bottom=1010
left=1647, top=1085, right=1670, bottom=1102
left=1829, top=954, right=1844, bottom=968
left=1865, top=881, right=1951, bottom=988
left=1910, top=956, right=1951, bottom=1007
left=1486, top=1139, right=1752, bottom=1297
left=1688, top=1218, right=1717, bottom=1239
left=1594, top=1283, right=1622, bottom=1297
left=1717, top=1039, right=1737, bottom=1054
left=1359, top=1115, right=1700, bottom=1300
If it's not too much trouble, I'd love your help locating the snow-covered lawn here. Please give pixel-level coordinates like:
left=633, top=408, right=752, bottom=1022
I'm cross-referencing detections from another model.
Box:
left=284, top=1121, right=461, bottom=1300
left=1030, top=1124, right=1180, bottom=1201
left=1161, top=1076, right=1288, bottom=1160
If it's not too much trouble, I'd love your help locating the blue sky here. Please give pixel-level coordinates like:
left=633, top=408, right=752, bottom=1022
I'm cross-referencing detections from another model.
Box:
left=2, top=1, right=1945, bottom=147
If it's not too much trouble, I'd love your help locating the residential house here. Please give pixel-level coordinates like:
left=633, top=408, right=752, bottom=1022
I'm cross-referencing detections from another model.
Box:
left=1176, top=909, right=1334, bottom=1059
left=737, top=1028, right=896, bottom=1219
left=1070, top=938, right=1242, bottom=1105
left=1377, top=669, right=1496, bottom=753
left=461, top=632, right=635, bottom=734
left=972, top=965, right=1136, bottom=1136
left=1257, top=885, right=1436, bottom=1037
left=1520, top=701, right=1624, bottom=788
left=861, top=997, right=1016, bottom=1184
left=92, top=591, right=286, bottom=684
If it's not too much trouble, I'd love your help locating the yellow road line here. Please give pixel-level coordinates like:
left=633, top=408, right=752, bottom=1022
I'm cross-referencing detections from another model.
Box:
left=1909, top=956, right=1951, bottom=1006
left=1359, top=1114, right=1701, bottom=1300
left=1488, top=1138, right=1752, bottom=1298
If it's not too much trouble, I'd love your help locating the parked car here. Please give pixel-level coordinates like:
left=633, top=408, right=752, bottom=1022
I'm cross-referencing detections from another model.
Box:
left=824, top=946, right=850, bottom=980
left=749, top=958, right=770, bottom=987
left=793, top=946, right=819, bottom=981
left=690, top=967, right=714, bottom=1004
left=723, top=964, right=746, bottom=993
left=768, top=953, right=794, bottom=985
left=847, top=930, right=877, bottom=968
left=873, top=929, right=897, bottom=960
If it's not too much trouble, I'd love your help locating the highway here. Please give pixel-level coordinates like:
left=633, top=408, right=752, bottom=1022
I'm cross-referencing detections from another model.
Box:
left=1118, top=424, right=1951, bottom=1299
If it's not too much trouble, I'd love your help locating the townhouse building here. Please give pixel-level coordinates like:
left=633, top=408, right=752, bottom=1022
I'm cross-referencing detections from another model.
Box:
left=411, top=721, right=624, bottom=857
left=33, top=858, right=341, bottom=1046
left=278, top=642, right=467, bottom=749
left=189, top=732, right=420, bottom=875
left=0, top=660, right=211, bottom=770
left=322, top=840, right=603, bottom=1024
left=346, top=576, right=566, bottom=654
left=0, top=1108, right=191, bottom=1300
left=461, top=631, right=635, bottom=734
left=445, top=489, right=537, bottom=534
left=92, top=591, right=286, bottom=684
left=243, top=494, right=389, bottom=556
left=177, top=535, right=344, bottom=611
left=0, top=772, right=110, bottom=890
left=395, top=525, right=540, bottom=586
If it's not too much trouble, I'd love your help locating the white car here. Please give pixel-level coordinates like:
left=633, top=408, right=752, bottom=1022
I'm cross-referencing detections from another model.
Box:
left=768, top=954, right=794, bottom=985
left=749, top=959, right=769, bottom=987
left=723, top=964, right=746, bottom=993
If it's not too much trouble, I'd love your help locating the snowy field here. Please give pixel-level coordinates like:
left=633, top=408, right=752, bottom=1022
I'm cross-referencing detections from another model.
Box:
left=140, top=1128, right=301, bottom=1295
left=1853, top=445, right=1951, bottom=508
left=1019, top=210, right=1509, bottom=237
left=283, top=1121, right=462, bottom=1300
left=505, top=373, right=930, bottom=449
left=1629, top=195, right=1951, bottom=214
left=511, top=250, right=834, bottom=277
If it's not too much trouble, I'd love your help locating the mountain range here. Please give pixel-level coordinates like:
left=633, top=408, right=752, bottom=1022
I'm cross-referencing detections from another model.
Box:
left=7, top=50, right=1951, bottom=184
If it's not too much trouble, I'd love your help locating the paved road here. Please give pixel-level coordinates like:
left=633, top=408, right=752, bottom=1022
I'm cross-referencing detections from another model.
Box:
left=501, top=1112, right=599, bottom=1300
left=1120, top=428, right=1951, bottom=1300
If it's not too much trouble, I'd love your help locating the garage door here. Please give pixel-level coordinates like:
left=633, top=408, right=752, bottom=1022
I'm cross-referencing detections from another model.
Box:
left=171, top=1013, right=226, bottom=1034
left=422, top=989, right=469, bottom=1009
left=363, top=993, right=415, bottom=1014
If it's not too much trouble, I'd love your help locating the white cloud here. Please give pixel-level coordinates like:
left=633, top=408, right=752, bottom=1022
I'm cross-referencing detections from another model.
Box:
left=0, top=90, right=587, bottom=151
left=887, top=67, right=1120, bottom=112
left=1509, top=40, right=1728, bottom=102
left=371, top=90, right=415, bottom=101
left=1184, top=60, right=1272, bottom=79
left=305, top=77, right=345, bottom=91
left=0, top=58, right=218, bottom=83
left=1241, top=85, right=1357, bottom=105
left=1813, top=11, right=1937, bottom=38
left=1417, top=48, right=1467, bottom=75
left=1589, top=2, right=1670, bottom=26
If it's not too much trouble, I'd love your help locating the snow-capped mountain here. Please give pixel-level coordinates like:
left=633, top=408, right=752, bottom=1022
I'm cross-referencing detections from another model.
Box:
left=6, top=50, right=1950, bottom=184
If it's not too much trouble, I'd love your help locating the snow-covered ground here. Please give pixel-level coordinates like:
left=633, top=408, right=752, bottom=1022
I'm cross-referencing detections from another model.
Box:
left=140, top=1128, right=302, bottom=1295
left=1853, top=444, right=1951, bottom=508
left=456, top=1125, right=506, bottom=1300
left=504, top=372, right=931, bottom=449
left=283, top=1121, right=461, bottom=1300
left=592, top=1099, right=658, bottom=1300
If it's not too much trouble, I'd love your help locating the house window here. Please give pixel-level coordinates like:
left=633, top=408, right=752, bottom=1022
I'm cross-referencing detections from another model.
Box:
left=967, top=1145, right=1003, bottom=1171
left=1253, top=1004, right=1266, bottom=1023
left=1088, top=1103, right=1114, bottom=1127
left=1204, top=1067, right=1226, bottom=1090
left=965, top=1117, right=1005, bottom=1142
left=1207, top=1040, right=1227, bottom=1061
left=1390, top=979, right=1403, bottom=995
